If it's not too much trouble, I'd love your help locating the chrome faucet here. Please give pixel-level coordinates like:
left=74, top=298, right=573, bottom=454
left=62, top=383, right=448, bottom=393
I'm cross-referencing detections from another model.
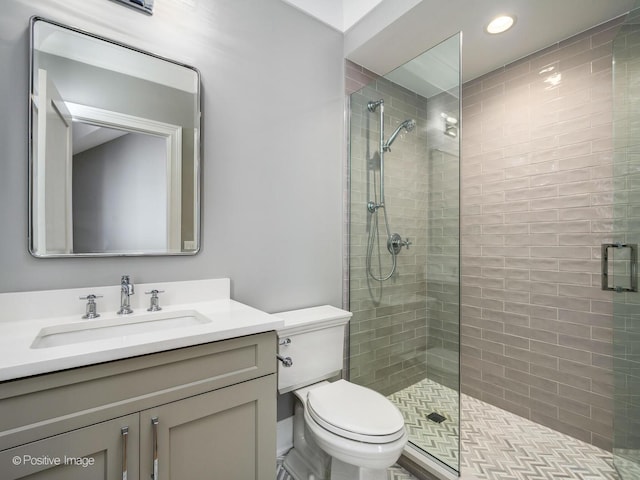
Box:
left=118, top=275, right=135, bottom=315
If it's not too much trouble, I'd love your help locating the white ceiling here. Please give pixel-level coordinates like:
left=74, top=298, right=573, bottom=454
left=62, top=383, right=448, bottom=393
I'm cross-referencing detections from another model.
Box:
left=280, top=0, right=384, bottom=32
left=282, top=0, right=637, bottom=82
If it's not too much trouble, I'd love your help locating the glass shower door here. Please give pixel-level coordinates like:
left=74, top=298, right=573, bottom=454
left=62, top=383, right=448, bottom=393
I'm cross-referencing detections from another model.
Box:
left=612, top=5, right=640, bottom=479
left=348, top=33, right=461, bottom=474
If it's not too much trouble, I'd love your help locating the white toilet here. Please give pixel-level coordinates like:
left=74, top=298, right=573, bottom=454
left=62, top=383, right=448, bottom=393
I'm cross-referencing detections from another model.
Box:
left=275, top=305, right=408, bottom=480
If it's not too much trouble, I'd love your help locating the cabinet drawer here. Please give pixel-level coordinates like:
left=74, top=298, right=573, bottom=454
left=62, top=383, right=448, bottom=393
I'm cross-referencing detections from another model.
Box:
left=0, top=332, right=276, bottom=451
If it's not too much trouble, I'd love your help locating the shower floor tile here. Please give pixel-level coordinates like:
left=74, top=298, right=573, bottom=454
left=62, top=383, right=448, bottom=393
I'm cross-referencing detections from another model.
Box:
left=614, top=451, right=640, bottom=479
left=388, top=378, right=460, bottom=468
left=390, top=377, right=624, bottom=480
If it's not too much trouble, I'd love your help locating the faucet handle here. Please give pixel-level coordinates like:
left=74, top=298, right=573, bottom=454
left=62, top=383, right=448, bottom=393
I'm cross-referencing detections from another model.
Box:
left=79, top=294, right=103, bottom=319
left=145, top=289, right=165, bottom=312
left=121, top=275, right=134, bottom=294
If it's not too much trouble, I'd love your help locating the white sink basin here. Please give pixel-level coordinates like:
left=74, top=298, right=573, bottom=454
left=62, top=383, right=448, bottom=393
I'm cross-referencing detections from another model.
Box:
left=31, top=310, right=211, bottom=349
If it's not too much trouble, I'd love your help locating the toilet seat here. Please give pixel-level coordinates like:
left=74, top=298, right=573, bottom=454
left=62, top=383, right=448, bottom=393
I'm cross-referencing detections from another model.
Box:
left=306, top=380, right=405, bottom=444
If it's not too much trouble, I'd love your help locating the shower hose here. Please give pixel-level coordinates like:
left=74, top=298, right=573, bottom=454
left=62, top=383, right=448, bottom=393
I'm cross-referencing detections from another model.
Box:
left=366, top=204, right=397, bottom=281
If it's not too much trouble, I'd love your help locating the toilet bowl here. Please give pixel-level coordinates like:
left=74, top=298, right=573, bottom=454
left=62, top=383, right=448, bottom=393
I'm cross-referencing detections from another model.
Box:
left=276, top=306, right=408, bottom=480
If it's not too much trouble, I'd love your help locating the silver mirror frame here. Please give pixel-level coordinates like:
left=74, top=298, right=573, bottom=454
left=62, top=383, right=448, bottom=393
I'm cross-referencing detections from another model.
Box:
left=28, top=16, right=202, bottom=258
left=111, top=0, right=154, bottom=15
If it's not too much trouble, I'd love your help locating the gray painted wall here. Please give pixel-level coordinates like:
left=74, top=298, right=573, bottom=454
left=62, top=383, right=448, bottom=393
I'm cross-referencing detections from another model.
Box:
left=0, top=0, right=345, bottom=312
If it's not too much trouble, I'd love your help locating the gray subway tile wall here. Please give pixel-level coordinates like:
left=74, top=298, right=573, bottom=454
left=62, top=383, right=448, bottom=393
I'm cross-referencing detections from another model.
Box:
left=346, top=60, right=460, bottom=396
left=346, top=15, right=624, bottom=454
left=347, top=69, right=431, bottom=395
left=612, top=7, right=640, bottom=461
left=461, top=17, right=625, bottom=450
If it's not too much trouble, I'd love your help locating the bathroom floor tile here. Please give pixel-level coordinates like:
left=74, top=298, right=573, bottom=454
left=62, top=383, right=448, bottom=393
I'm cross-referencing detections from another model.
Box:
left=276, top=458, right=419, bottom=480
left=390, top=377, right=629, bottom=480
left=461, top=393, right=619, bottom=480
left=388, top=378, right=460, bottom=468
left=277, top=378, right=635, bottom=480
left=614, top=452, right=640, bottom=479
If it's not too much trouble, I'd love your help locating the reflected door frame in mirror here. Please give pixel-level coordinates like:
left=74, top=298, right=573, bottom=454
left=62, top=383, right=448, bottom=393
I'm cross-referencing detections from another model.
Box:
left=29, top=17, right=201, bottom=257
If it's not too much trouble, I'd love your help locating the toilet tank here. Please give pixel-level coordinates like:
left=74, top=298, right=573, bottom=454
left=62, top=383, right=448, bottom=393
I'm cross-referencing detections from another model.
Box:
left=275, top=305, right=352, bottom=394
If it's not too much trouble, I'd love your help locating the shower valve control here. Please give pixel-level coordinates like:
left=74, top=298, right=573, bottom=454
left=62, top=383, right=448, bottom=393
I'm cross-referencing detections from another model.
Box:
left=388, top=234, right=411, bottom=254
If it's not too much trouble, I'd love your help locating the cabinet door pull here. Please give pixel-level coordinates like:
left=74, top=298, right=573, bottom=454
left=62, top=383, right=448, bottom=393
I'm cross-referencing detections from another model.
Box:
left=151, top=417, right=159, bottom=480
left=121, top=426, right=129, bottom=480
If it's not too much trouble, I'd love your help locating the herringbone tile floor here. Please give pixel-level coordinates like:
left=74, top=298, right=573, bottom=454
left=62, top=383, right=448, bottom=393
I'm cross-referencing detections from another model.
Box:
left=276, top=458, right=417, bottom=479
left=277, top=377, right=639, bottom=479
left=388, top=377, right=460, bottom=468
left=390, top=377, right=637, bottom=480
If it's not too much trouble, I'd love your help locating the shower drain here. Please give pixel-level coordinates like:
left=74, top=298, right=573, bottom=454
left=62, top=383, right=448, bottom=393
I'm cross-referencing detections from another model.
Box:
left=426, top=412, right=446, bottom=423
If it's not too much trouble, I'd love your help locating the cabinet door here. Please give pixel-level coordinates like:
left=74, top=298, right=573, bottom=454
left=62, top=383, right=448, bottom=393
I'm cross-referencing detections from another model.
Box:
left=140, top=375, right=276, bottom=480
left=0, top=413, right=139, bottom=480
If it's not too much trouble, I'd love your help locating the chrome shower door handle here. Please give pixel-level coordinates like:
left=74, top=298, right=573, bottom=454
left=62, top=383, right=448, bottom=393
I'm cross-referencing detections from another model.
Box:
left=601, top=243, right=638, bottom=292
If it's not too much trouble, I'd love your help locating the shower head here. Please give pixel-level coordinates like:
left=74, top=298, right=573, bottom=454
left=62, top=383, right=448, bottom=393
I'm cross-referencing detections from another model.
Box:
left=403, top=118, right=417, bottom=131
left=384, top=119, right=416, bottom=151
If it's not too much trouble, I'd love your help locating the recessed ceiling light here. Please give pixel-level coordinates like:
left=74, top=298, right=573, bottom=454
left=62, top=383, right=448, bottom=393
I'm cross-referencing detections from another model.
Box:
left=486, top=15, right=516, bottom=34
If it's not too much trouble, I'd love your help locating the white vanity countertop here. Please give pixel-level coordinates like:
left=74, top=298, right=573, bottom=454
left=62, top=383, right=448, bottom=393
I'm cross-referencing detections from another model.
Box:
left=0, top=279, right=283, bottom=382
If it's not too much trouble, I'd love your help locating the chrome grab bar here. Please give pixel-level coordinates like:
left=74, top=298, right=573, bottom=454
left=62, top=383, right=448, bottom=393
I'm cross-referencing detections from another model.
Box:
left=601, top=243, right=638, bottom=292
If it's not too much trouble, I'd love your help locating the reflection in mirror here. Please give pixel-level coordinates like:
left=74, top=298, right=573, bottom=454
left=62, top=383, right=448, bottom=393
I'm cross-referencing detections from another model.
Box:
left=29, top=17, right=201, bottom=257
left=72, top=124, right=170, bottom=253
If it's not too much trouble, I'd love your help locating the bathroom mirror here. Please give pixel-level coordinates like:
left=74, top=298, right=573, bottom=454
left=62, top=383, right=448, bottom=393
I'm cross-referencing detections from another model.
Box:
left=29, top=17, right=201, bottom=257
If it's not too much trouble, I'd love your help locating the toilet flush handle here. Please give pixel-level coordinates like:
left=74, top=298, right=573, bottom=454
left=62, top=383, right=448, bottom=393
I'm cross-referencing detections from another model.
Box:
left=277, top=354, right=293, bottom=367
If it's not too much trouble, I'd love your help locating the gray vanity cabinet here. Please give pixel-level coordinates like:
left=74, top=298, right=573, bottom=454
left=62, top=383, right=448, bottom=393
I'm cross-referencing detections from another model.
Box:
left=0, top=332, right=277, bottom=480
left=0, top=414, right=140, bottom=480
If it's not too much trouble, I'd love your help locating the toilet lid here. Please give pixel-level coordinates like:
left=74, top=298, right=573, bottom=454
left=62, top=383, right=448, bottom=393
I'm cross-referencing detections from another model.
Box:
left=306, top=380, right=405, bottom=443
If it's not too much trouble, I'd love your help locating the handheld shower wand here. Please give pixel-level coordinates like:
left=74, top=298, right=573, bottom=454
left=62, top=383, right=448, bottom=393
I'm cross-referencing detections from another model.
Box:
left=384, top=119, right=416, bottom=151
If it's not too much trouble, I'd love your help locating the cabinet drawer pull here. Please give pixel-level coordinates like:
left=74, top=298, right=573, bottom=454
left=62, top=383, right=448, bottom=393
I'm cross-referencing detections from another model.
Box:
left=151, top=417, right=159, bottom=480
left=121, top=426, right=129, bottom=480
